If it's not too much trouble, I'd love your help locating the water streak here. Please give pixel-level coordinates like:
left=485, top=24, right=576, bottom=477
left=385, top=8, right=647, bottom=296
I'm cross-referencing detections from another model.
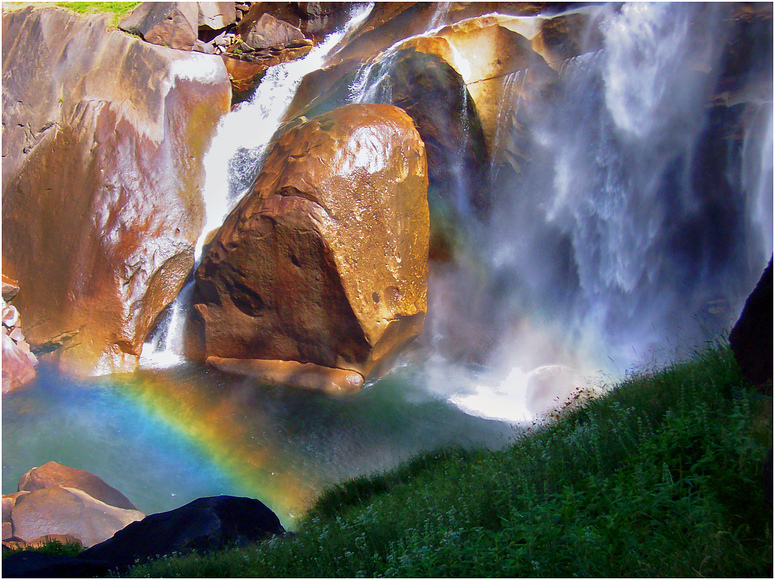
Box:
left=140, top=4, right=374, bottom=368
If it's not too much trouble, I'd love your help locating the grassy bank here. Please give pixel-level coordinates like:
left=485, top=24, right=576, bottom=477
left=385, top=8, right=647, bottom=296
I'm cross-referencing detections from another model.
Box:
left=129, top=343, right=772, bottom=577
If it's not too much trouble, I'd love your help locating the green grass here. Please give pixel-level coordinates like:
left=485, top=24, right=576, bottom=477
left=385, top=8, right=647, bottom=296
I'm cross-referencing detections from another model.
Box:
left=128, top=342, right=772, bottom=577
left=54, top=2, right=140, bottom=27
left=3, top=539, right=83, bottom=559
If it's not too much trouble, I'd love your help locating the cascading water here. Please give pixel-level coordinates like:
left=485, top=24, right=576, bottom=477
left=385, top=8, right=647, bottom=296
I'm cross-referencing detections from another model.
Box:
left=4, top=2, right=771, bottom=530
left=419, top=3, right=773, bottom=422
left=140, top=3, right=375, bottom=369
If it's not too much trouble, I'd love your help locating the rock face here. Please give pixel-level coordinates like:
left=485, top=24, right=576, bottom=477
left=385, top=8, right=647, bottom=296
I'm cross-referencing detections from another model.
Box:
left=118, top=2, right=200, bottom=51
left=8, top=487, right=144, bottom=549
left=17, top=462, right=138, bottom=511
left=2, top=291, right=37, bottom=393
left=730, top=257, right=773, bottom=394
left=2, top=6, right=231, bottom=375
left=242, top=12, right=306, bottom=50
left=80, top=496, right=285, bottom=572
left=3, top=462, right=144, bottom=549
left=189, top=104, right=429, bottom=380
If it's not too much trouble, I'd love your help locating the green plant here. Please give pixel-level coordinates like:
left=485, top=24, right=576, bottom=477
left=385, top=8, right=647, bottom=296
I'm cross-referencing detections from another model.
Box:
left=54, top=2, right=141, bottom=27
left=129, top=343, right=772, bottom=577
left=3, top=539, right=83, bottom=560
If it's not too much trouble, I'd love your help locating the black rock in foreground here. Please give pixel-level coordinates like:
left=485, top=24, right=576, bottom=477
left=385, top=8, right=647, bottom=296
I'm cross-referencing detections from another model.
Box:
left=3, top=495, right=286, bottom=577
left=730, top=256, right=773, bottom=395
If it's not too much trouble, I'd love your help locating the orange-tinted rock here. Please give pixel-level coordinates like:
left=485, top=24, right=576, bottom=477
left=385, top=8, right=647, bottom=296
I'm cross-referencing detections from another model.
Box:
left=287, top=46, right=490, bottom=220
left=434, top=16, right=558, bottom=163
left=207, top=357, right=364, bottom=394
left=2, top=6, right=231, bottom=375
left=18, top=461, right=138, bottom=511
left=190, top=104, right=429, bottom=380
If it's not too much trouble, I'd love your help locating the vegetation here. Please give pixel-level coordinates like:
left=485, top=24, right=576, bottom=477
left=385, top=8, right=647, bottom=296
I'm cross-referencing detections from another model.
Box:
left=3, top=539, right=83, bottom=559
left=53, top=2, right=140, bottom=26
left=128, top=342, right=771, bottom=577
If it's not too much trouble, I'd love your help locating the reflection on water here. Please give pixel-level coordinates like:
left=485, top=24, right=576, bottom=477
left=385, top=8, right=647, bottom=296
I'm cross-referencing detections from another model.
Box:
left=3, top=361, right=515, bottom=529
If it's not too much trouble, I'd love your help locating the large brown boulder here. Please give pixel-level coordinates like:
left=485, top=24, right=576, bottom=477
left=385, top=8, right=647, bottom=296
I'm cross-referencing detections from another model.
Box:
left=189, top=103, right=429, bottom=381
left=2, top=6, right=231, bottom=375
left=17, top=461, right=138, bottom=511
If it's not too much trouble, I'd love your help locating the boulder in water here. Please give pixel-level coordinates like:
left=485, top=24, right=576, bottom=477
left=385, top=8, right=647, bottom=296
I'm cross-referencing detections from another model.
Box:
left=189, top=103, right=429, bottom=381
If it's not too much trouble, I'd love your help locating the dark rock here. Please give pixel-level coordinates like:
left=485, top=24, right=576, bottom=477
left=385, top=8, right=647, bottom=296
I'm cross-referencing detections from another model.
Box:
left=79, top=496, right=285, bottom=573
left=17, top=461, right=138, bottom=511
left=2, top=551, right=110, bottom=579
left=2, top=275, right=19, bottom=303
left=730, top=257, right=773, bottom=394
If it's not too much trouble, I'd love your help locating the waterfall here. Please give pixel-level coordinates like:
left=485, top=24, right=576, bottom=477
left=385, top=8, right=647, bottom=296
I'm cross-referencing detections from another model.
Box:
left=139, top=3, right=375, bottom=369
left=420, top=3, right=773, bottom=423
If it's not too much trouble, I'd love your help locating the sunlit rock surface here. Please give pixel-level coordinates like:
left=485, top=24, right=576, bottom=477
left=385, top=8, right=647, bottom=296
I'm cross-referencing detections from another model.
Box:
left=7, top=487, right=144, bottom=549
left=119, top=2, right=200, bottom=51
left=2, top=292, right=37, bottom=394
left=18, top=461, right=138, bottom=511
left=1, top=5, right=232, bottom=376
left=4, top=462, right=144, bottom=549
left=190, top=103, right=429, bottom=380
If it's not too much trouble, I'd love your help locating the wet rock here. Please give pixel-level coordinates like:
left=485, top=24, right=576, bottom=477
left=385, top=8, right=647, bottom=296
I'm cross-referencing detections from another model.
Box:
left=242, top=12, right=305, bottom=50
left=190, top=104, right=429, bottom=380
left=237, top=2, right=354, bottom=44
left=2, top=297, right=37, bottom=394
left=2, top=6, right=231, bottom=375
left=8, top=487, right=144, bottom=549
left=207, top=356, right=364, bottom=393
left=730, top=257, right=773, bottom=394
left=18, top=462, right=138, bottom=511
left=80, top=496, right=285, bottom=573
left=118, top=2, right=199, bottom=50
left=433, top=15, right=558, bottom=168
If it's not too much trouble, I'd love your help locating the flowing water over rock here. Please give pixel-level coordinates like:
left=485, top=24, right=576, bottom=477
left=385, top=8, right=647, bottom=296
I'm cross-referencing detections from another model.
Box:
left=4, top=2, right=771, bottom=528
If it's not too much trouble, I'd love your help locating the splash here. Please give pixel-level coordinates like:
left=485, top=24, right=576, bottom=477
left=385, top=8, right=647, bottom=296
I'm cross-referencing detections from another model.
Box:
left=195, top=2, right=375, bottom=261
left=414, top=3, right=773, bottom=422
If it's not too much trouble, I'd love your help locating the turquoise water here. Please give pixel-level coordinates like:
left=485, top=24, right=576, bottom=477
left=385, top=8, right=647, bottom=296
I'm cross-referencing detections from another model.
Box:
left=2, top=361, right=516, bottom=528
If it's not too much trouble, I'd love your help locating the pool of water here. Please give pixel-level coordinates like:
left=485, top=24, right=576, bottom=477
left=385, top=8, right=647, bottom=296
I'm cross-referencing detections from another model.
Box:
left=3, top=361, right=516, bottom=529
